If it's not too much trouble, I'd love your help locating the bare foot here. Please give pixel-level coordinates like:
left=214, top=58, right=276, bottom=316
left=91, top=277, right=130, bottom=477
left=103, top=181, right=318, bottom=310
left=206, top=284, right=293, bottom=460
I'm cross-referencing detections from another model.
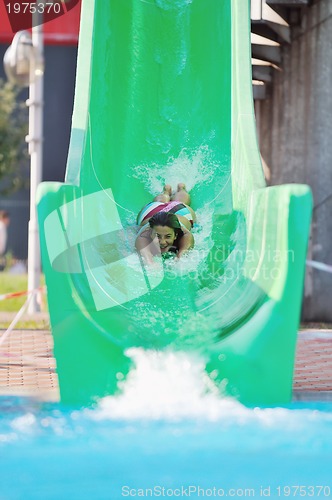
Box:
left=164, top=184, right=172, bottom=196
left=171, top=183, right=191, bottom=205
left=154, top=185, right=172, bottom=203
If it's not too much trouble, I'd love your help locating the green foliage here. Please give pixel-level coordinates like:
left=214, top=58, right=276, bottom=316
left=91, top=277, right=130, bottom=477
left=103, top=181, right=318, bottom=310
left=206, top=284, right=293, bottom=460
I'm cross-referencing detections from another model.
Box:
left=0, top=79, right=28, bottom=194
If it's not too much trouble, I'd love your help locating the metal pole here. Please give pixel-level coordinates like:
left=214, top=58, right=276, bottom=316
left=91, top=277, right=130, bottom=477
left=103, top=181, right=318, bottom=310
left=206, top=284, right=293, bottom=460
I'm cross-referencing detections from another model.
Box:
left=27, top=5, right=44, bottom=314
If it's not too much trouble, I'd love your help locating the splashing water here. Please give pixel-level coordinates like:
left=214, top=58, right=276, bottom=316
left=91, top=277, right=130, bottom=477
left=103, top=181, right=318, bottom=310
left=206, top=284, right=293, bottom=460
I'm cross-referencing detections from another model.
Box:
left=132, top=146, right=219, bottom=196
left=131, top=146, right=220, bottom=275
left=1, top=352, right=332, bottom=500
left=2, top=354, right=332, bottom=453
left=85, top=349, right=332, bottom=440
left=122, top=147, right=233, bottom=347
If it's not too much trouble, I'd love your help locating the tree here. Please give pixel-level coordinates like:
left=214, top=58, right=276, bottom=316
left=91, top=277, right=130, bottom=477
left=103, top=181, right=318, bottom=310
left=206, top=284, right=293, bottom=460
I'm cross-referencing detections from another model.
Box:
left=0, top=78, right=28, bottom=194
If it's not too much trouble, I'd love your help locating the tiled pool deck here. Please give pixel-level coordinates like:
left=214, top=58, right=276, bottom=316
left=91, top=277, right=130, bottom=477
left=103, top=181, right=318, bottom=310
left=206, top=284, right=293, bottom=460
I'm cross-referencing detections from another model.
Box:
left=0, top=327, right=59, bottom=401
left=1, top=319, right=332, bottom=403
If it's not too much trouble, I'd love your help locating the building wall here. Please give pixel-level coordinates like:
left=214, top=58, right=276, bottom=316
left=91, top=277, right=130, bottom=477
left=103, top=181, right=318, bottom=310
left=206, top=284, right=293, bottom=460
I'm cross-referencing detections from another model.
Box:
left=255, top=0, right=332, bottom=321
left=0, top=44, right=77, bottom=259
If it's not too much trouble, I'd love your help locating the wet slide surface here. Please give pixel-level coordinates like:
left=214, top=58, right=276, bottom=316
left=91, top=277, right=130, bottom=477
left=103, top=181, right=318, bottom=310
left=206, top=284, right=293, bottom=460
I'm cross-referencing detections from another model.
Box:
left=37, top=0, right=312, bottom=406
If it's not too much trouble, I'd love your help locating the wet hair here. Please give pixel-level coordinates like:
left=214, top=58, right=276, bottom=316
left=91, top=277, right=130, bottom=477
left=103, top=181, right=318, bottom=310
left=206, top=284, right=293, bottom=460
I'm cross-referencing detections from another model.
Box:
left=149, top=212, right=184, bottom=242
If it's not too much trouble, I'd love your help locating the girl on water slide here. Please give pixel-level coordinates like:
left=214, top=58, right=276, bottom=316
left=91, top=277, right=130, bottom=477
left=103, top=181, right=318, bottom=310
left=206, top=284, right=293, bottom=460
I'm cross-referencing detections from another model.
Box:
left=135, top=183, right=196, bottom=264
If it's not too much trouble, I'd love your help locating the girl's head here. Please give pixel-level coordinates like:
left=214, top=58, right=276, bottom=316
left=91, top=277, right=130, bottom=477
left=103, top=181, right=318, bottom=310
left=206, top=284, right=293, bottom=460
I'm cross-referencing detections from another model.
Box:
left=149, top=212, right=184, bottom=253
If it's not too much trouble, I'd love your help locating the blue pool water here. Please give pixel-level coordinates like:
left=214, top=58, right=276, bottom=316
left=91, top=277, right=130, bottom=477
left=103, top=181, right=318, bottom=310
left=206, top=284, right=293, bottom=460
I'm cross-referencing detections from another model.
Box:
left=1, top=350, right=332, bottom=500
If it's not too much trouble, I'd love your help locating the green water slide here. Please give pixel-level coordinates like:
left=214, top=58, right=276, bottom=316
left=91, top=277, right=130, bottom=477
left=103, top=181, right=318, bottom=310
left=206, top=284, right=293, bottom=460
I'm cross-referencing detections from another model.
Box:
left=37, top=0, right=312, bottom=406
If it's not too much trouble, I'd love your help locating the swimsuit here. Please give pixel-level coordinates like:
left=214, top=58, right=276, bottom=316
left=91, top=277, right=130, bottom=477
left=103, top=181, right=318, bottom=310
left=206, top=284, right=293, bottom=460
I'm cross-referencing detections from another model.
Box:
left=136, top=201, right=194, bottom=238
left=137, top=201, right=193, bottom=226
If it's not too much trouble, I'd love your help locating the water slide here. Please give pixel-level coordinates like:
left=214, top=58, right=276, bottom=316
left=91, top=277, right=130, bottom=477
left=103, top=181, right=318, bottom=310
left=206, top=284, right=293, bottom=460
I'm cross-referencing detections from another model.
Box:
left=37, top=0, right=312, bottom=406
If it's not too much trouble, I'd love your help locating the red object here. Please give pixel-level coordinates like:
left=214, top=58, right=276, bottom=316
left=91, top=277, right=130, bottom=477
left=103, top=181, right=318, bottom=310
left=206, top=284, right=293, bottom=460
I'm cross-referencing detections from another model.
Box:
left=0, top=0, right=81, bottom=45
left=0, top=286, right=45, bottom=301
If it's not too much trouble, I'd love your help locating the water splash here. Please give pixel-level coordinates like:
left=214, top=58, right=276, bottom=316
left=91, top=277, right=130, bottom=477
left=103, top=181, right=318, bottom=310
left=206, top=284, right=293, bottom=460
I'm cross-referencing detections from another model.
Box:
left=87, top=349, right=221, bottom=421
left=84, top=348, right=332, bottom=434
left=131, top=146, right=217, bottom=275
left=132, top=146, right=218, bottom=196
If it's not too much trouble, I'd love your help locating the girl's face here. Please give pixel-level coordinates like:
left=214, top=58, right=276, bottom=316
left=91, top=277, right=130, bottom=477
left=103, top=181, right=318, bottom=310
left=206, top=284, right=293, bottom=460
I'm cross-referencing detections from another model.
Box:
left=151, top=225, right=177, bottom=253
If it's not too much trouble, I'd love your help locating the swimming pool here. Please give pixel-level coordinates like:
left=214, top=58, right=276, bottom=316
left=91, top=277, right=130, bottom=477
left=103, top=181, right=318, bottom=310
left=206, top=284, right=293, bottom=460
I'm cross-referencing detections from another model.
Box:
left=1, top=351, right=332, bottom=500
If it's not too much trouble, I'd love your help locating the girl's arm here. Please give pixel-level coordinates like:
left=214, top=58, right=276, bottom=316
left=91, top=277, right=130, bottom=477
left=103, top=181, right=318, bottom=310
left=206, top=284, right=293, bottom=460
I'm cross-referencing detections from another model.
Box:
left=177, top=232, right=194, bottom=259
left=135, top=230, right=159, bottom=265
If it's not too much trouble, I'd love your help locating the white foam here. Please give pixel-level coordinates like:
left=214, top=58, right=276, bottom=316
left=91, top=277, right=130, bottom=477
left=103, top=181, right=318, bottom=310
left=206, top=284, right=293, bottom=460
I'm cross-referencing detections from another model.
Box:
left=0, top=432, right=17, bottom=443
left=86, top=349, right=332, bottom=430
left=87, top=349, right=238, bottom=422
left=11, top=413, right=37, bottom=434
left=132, top=146, right=217, bottom=196
left=131, top=147, right=218, bottom=276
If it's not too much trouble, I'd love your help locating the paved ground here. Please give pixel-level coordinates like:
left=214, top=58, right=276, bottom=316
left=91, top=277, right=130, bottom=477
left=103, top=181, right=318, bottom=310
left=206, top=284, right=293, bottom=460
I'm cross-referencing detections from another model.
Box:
left=0, top=311, right=49, bottom=328
left=0, top=327, right=59, bottom=402
left=0, top=319, right=332, bottom=403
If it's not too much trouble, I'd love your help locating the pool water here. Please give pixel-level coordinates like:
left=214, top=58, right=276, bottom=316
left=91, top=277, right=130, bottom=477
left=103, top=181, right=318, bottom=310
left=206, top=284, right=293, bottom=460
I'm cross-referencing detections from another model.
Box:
left=1, top=350, right=332, bottom=500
